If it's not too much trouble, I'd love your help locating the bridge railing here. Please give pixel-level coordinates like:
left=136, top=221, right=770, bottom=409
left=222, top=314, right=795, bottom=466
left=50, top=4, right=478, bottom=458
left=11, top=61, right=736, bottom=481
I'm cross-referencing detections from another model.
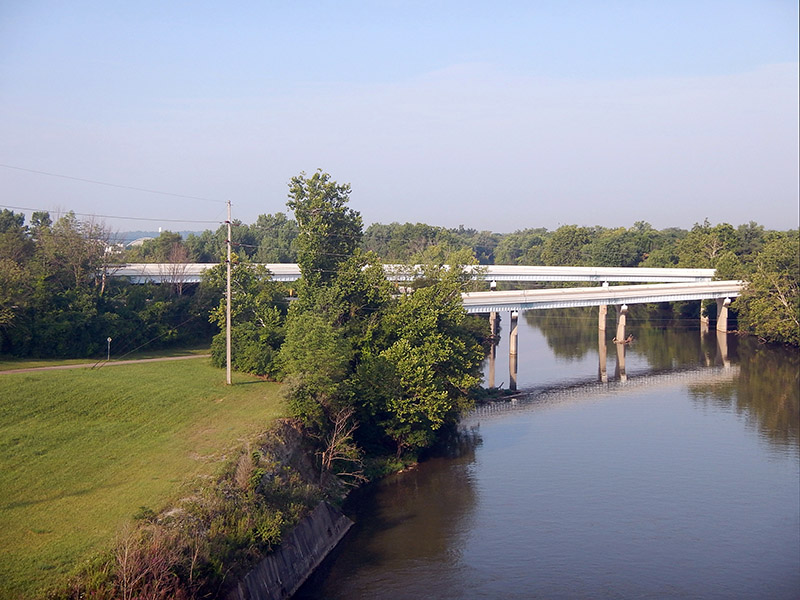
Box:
left=108, top=263, right=717, bottom=285
left=461, top=280, right=746, bottom=313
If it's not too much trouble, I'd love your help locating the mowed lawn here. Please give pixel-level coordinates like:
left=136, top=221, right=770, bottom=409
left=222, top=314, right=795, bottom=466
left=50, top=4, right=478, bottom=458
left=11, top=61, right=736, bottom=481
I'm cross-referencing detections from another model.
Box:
left=0, top=358, right=285, bottom=598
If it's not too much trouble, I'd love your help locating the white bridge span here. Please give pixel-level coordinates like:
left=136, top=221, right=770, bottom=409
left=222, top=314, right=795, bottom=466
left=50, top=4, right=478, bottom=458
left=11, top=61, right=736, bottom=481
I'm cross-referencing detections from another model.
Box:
left=109, top=262, right=744, bottom=393
left=461, top=280, right=745, bottom=314
left=110, top=263, right=716, bottom=285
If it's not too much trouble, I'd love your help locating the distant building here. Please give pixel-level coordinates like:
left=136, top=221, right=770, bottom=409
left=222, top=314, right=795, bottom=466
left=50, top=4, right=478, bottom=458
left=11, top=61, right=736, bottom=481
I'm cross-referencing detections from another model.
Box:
left=127, top=237, right=154, bottom=248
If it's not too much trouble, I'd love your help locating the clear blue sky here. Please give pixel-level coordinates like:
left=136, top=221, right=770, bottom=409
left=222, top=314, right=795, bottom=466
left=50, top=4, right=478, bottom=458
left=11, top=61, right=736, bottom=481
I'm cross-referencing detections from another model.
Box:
left=1, top=1, right=797, bottom=233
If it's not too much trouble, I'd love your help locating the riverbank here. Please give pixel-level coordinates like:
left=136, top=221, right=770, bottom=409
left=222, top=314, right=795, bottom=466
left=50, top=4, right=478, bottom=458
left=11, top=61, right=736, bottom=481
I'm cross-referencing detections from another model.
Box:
left=0, top=359, right=284, bottom=599
left=43, top=418, right=348, bottom=599
left=291, top=320, right=800, bottom=600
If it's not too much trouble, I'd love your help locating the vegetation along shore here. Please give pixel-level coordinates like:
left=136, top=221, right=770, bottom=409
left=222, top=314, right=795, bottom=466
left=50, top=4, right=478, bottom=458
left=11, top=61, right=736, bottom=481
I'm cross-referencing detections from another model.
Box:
left=0, top=171, right=797, bottom=598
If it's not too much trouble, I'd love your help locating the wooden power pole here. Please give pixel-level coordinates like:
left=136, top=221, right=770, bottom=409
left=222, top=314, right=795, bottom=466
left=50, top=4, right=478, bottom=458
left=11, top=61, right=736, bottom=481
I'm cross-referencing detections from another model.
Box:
left=226, top=200, right=232, bottom=385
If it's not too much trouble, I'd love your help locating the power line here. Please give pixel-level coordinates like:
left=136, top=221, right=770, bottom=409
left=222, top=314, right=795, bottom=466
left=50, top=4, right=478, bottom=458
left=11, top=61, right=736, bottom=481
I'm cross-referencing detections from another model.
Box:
left=0, top=204, right=222, bottom=225
left=0, top=163, right=226, bottom=204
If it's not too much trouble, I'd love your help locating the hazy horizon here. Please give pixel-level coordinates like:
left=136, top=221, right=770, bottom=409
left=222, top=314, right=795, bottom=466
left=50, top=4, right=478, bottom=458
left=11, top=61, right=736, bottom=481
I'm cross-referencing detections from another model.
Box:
left=2, top=2, right=797, bottom=233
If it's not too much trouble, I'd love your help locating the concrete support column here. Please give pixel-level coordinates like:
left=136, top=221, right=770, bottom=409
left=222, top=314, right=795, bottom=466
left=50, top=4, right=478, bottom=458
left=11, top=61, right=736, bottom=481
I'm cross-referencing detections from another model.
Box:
left=487, top=341, right=497, bottom=388
left=598, top=328, right=608, bottom=383
left=615, top=342, right=627, bottom=382
left=509, top=310, right=519, bottom=391
left=616, top=304, right=628, bottom=342
left=716, top=330, right=730, bottom=368
left=599, top=281, right=609, bottom=332
left=488, top=279, right=498, bottom=339
left=509, top=353, right=518, bottom=391
left=509, top=310, right=519, bottom=356
left=716, top=297, right=731, bottom=333
left=700, top=300, right=710, bottom=334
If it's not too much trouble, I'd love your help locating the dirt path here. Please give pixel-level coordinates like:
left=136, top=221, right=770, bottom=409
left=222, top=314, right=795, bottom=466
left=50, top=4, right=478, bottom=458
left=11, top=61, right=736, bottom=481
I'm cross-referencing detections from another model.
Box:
left=0, top=354, right=211, bottom=374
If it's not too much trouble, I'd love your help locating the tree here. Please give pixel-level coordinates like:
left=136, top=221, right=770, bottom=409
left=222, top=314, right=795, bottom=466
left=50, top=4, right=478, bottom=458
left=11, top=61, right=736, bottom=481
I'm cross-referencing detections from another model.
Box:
left=35, top=212, right=109, bottom=290
left=250, top=212, right=299, bottom=263
left=287, top=170, right=362, bottom=287
left=736, top=231, right=799, bottom=345
left=126, top=231, right=184, bottom=263
left=281, top=171, right=486, bottom=458
left=584, top=227, right=643, bottom=267
left=540, top=225, right=592, bottom=266
left=494, top=228, right=548, bottom=265
left=162, top=242, right=191, bottom=296
left=676, top=220, right=737, bottom=268
left=279, top=312, right=353, bottom=428
left=375, top=267, right=485, bottom=454
left=205, top=258, right=287, bottom=377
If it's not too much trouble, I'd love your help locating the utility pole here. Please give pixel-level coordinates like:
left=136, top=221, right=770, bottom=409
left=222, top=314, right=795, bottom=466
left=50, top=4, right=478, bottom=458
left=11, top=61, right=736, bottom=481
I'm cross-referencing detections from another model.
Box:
left=226, top=200, right=232, bottom=385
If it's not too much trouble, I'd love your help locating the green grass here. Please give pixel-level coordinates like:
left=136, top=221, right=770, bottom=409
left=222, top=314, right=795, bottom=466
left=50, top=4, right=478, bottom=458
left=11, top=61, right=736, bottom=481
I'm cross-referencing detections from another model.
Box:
left=0, top=357, right=285, bottom=598
left=0, top=345, right=211, bottom=371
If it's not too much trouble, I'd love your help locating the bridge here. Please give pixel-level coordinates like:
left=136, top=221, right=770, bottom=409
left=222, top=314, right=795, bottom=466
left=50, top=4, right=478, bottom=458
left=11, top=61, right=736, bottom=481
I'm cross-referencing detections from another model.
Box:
left=461, top=280, right=744, bottom=313
left=469, top=363, right=741, bottom=423
left=111, top=262, right=743, bottom=338
left=109, top=261, right=745, bottom=393
left=109, top=263, right=716, bottom=285
left=471, top=279, right=744, bottom=390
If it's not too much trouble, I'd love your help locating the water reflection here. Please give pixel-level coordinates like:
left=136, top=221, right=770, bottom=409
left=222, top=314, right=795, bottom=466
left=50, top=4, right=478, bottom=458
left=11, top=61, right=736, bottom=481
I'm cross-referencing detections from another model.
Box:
left=296, top=429, right=482, bottom=600
left=305, top=316, right=799, bottom=599
left=486, top=308, right=796, bottom=452
left=598, top=332, right=608, bottom=383
left=614, top=339, right=627, bottom=382
left=690, top=337, right=800, bottom=450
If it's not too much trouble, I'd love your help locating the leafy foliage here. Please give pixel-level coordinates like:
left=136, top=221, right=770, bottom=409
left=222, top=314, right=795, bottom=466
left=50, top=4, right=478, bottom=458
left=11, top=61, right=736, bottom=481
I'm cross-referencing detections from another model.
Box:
left=204, top=259, right=287, bottom=378
left=287, top=170, right=363, bottom=287
left=736, top=231, right=799, bottom=345
left=0, top=211, right=215, bottom=358
left=280, top=173, right=487, bottom=459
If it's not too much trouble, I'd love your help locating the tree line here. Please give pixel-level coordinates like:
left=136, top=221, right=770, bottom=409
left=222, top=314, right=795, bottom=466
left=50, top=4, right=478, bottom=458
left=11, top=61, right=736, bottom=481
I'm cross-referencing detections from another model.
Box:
left=0, top=210, right=216, bottom=358
left=2, top=190, right=797, bottom=360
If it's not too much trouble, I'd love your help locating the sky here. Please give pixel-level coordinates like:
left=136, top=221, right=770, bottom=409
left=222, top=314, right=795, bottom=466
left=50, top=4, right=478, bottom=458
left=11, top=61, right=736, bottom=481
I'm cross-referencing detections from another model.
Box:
left=1, top=0, right=798, bottom=235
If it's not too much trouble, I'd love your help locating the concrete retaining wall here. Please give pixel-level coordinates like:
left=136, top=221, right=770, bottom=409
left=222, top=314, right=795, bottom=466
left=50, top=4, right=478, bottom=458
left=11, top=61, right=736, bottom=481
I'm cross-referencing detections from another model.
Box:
left=226, top=502, right=353, bottom=600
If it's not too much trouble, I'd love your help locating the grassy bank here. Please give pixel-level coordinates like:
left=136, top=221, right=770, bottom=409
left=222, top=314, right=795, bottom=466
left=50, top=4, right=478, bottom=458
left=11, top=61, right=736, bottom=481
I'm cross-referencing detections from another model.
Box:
left=0, top=345, right=211, bottom=371
left=0, top=357, right=285, bottom=598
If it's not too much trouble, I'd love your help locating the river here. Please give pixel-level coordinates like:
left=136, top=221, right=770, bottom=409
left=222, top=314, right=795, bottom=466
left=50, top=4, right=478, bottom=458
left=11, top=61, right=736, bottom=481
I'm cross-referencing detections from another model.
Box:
left=296, top=308, right=800, bottom=599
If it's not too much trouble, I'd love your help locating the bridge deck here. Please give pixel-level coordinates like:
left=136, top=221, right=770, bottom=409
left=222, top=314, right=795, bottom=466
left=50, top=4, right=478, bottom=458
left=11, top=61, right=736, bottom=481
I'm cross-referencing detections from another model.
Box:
left=110, top=263, right=716, bottom=284
left=461, top=281, right=745, bottom=313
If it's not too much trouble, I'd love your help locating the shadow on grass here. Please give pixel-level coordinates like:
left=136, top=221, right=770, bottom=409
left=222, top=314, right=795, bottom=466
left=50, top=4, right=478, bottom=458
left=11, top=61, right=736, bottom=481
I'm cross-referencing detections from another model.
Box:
left=4, top=483, right=110, bottom=510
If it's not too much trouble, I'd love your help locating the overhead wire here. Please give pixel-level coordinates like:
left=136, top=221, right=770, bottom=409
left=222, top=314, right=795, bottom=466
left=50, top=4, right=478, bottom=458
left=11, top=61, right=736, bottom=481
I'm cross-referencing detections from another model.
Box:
left=0, top=204, right=223, bottom=225
left=0, top=163, right=226, bottom=204
left=1, top=162, right=229, bottom=226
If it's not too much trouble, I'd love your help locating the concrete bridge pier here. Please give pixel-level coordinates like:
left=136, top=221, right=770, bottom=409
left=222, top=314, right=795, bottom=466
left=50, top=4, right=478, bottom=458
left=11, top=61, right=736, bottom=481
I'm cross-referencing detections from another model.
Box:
left=487, top=340, right=497, bottom=388
left=615, top=304, right=628, bottom=342
left=598, top=304, right=607, bottom=331
left=599, top=281, right=609, bottom=331
left=488, top=279, right=499, bottom=340
left=598, top=329, right=608, bottom=383
left=614, top=341, right=627, bottom=382
left=716, top=330, right=731, bottom=368
left=509, top=311, right=519, bottom=391
left=700, top=300, right=710, bottom=334
left=489, top=312, right=499, bottom=337
left=716, top=297, right=731, bottom=332
left=509, top=352, right=518, bottom=391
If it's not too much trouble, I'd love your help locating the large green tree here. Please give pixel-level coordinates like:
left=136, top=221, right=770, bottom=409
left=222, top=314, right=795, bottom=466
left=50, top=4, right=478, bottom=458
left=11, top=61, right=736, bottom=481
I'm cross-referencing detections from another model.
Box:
left=540, top=225, right=592, bottom=266
left=736, top=231, right=799, bottom=345
left=376, top=267, right=485, bottom=454
left=287, top=170, right=362, bottom=287
left=205, top=258, right=287, bottom=378
left=281, top=172, right=487, bottom=459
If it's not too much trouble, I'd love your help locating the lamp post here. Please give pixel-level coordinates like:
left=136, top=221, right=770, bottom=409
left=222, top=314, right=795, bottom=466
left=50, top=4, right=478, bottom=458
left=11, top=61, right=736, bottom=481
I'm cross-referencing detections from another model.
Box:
left=107, top=337, right=112, bottom=361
